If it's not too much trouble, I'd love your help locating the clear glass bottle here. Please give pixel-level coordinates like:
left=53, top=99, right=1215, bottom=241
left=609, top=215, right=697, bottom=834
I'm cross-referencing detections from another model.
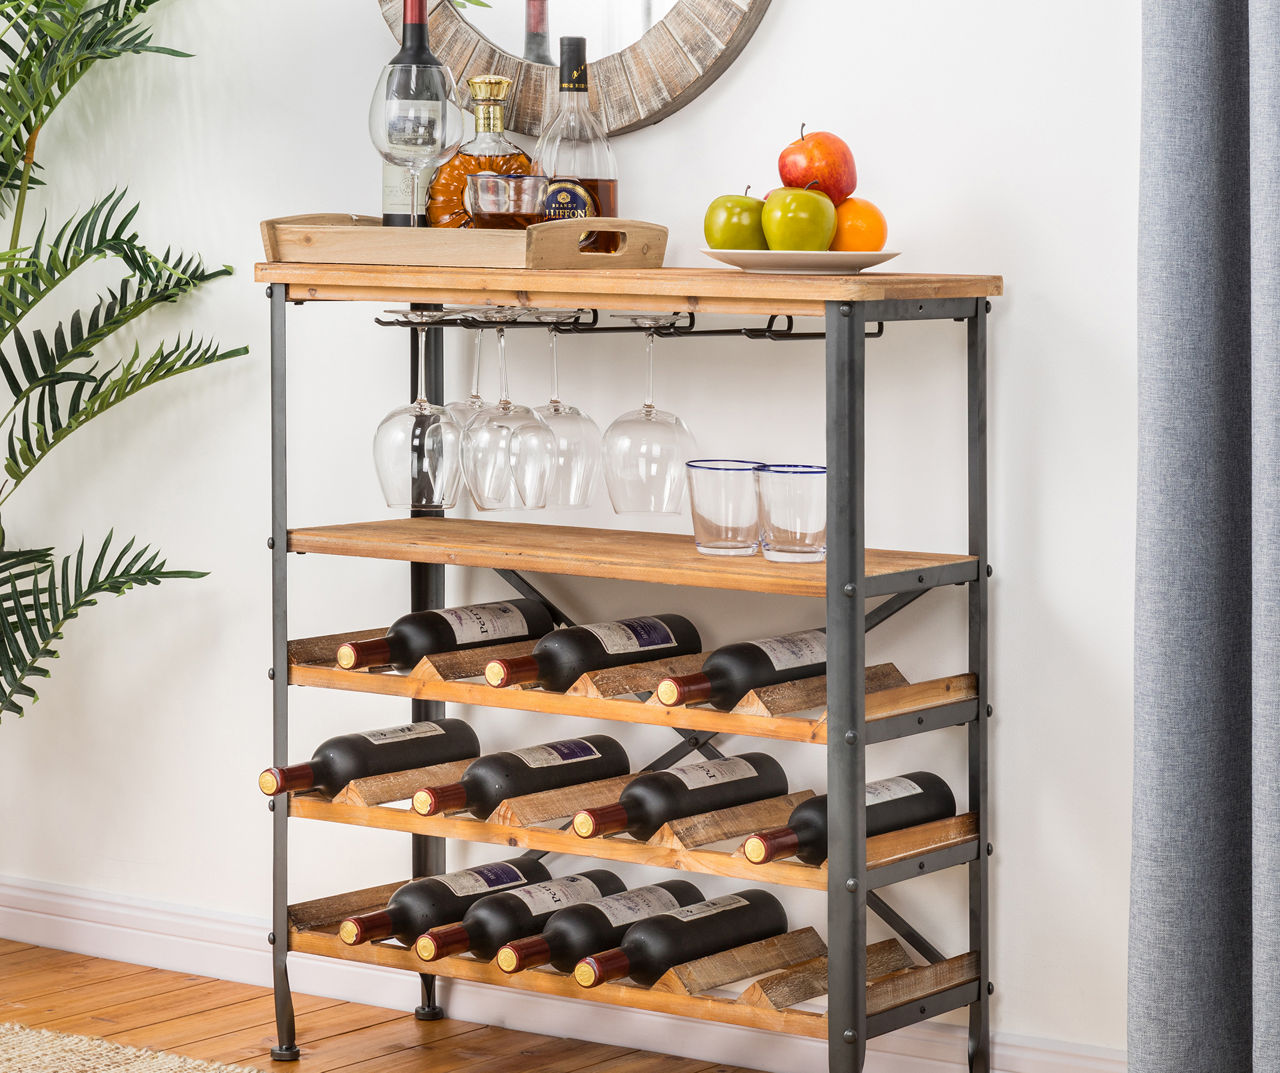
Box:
left=534, top=36, right=618, bottom=252
left=428, top=75, right=532, bottom=229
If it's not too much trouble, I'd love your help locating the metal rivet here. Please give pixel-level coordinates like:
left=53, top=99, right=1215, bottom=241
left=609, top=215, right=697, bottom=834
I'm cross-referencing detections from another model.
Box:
left=986, top=704, right=993, bottom=718
left=265, top=285, right=274, bottom=298
left=844, top=730, right=858, bottom=745
left=918, top=861, right=926, bottom=870
left=843, top=582, right=856, bottom=597
left=267, top=668, right=275, bottom=680
left=917, top=716, right=924, bottom=725
left=267, top=798, right=276, bottom=812
left=845, top=878, right=858, bottom=892
left=986, top=564, right=993, bottom=577
left=985, top=300, right=992, bottom=313
left=987, top=982, right=995, bottom=995
left=268, top=932, right=276, bottom=945
left=843, top=1030, right=857, bottom=1044
left=266, top=537, right=275, bottom=549
left=916, top=574, right=925, bottom=583
left=686, top=737, right=699, bottom=747
left=987, top=843, right=994, bottom=856
left=917, top=304, right=924, bottom=312
left=840, top=304, right=852, bottom=318
left=919, top=1005, right=927, bottom=1015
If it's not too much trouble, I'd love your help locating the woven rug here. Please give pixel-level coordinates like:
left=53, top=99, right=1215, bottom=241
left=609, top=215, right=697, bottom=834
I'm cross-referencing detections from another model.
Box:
left=0, top=1024, right=255, bottom=1072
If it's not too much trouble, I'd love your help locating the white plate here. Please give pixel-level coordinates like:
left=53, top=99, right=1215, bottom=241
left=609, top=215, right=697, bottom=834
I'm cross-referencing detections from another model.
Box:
left=700, top=248, right=900, bottom=274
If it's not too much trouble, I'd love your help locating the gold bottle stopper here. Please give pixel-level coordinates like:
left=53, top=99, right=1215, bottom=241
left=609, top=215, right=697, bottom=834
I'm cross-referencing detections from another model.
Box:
left=468, top=75, right=513, bottom=135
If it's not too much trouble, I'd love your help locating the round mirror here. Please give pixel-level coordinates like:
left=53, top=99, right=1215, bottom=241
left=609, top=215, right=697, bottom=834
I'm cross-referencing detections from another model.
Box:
left=378, top=0, right=771, bottom=136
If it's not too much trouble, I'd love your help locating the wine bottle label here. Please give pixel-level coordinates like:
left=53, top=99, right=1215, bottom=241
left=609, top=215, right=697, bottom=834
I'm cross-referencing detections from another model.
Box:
left=866, top=776, right=924, bottom=804
left=358, top=722, right=445, bottom=744
left=434, top=861, right=528, bottom=897
left=510, top=739, right=602, bottom=768
left=580, top=617, right=676, bottom=656
left=659, top=894, right=749, bottom=923
left=751, top=629, right=827, bottom=672
left=590, top=885, right=681, bottom=927
left=382, top=161, right=423, bottom=216
left=507, top=875, right=602, bottom=914
left=669, top=756, right=758, bottom=790
left=544, top=179, right=598, bottom=221
left=439, top=602, right=529, bottom=645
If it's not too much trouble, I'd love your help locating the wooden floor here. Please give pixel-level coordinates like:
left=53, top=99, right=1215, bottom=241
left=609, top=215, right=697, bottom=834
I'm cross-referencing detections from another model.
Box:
left=0, top=941, right=763, bottom=1072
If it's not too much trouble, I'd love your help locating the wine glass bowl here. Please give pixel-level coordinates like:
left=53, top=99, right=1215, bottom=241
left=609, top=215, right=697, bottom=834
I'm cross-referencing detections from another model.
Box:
left=372, top=393, right=462, bottom=511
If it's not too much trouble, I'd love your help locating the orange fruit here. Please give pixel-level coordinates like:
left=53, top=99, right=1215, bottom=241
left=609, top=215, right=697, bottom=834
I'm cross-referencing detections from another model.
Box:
left=830, top=196, right=887, bottom=252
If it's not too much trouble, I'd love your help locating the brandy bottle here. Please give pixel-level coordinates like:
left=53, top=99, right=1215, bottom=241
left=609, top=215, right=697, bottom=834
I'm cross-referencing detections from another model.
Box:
left=428, top=75, right=531, bottom=229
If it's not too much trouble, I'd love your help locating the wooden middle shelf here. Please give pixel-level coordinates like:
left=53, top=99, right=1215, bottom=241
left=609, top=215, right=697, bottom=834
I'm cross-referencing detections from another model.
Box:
left=287, top=518, right=979, bottom=599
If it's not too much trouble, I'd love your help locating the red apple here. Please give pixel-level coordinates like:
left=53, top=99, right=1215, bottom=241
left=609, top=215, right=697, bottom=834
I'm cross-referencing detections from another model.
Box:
left=778, top=125, right=856, bottom=203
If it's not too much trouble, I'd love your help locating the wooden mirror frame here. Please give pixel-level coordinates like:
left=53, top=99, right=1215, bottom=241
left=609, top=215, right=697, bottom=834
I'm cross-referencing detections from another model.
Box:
left=378, top=0, right=772, bottom=137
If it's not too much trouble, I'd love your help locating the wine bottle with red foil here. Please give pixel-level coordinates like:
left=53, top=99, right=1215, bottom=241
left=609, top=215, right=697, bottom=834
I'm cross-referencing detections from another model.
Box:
left=258, top=718, right=479, bottom=797
left=338, top=857, right=550, bottom=947
left=742, top=773, right=957, bottom=866
left=574, top=890, right=786, bottom=988
left=656, top=628, right=826, bottom=710
left=417, top=870, right=625, bottom=962
left=413, top=735, right=629, bottom=818
left=381, top=0, right=439, bottom=227
left=485, top=615, right=701, bottom=691
left=337, top=599, right=555, bottom=672
left=523, top=0, right=554, bottom=64
left=497, top=880, right=704, bottom=974
left=572, top=753, right=787, bottom=841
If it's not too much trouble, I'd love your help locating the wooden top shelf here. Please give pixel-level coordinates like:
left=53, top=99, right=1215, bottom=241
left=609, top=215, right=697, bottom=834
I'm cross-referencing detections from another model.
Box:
left=253, top=263, right=1002, bottom=317
left=287, top=518, right=977, bottom=598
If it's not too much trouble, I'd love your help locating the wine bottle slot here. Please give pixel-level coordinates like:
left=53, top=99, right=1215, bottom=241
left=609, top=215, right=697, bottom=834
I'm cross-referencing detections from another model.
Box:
left=657, top=629, right=827, bottom=711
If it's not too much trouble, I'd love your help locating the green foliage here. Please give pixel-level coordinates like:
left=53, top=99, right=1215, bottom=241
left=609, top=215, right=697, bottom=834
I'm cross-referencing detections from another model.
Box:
left=0, top=2, right=245, bottom=718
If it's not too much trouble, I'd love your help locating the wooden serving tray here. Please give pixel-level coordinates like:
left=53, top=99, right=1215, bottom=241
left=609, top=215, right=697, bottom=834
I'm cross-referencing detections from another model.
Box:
left=260, top=213, right=668, bottom=270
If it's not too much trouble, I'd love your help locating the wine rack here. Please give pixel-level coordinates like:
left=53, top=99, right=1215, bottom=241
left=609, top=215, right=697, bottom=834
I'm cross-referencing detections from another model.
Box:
left=254, top=259, right=1001, bottom=1073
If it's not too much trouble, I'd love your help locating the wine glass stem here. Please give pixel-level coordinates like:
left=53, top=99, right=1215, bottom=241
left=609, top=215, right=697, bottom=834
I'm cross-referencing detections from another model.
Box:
left=497, top=326, right=511, bottom=405
left=644, top=330, right=656, bottom=409
left=472, top=329, right=484, bottom=401
left=548, top=328, right=561, bottom=404
left=408, top=168, right=421, bottom=228
left=416, top=326, right=428, bottom=402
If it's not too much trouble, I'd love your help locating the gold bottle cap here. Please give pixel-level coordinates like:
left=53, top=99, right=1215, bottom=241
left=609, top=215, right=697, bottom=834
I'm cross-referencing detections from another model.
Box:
left=496, top=947, right=519, bottom=973
left=742, top=835, right=768, bottom=864
left=258, top=769, right=281, bottom=796
left=571, top=811, right=597, bottom=838
left=655, top=680, right=680, bottom=706
left=338, top=920, right=360, bottom=946
left=573, top=961, right=599, bottom=987
left=415, top=933, right=439, bottom=960
left=467, top=75, right=514, bottom=102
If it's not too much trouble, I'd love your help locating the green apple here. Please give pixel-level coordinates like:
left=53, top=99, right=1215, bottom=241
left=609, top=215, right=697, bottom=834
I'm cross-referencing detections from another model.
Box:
left=703, top=188, right=768, bottom=250
left=762, top=186, right=837, bottom=251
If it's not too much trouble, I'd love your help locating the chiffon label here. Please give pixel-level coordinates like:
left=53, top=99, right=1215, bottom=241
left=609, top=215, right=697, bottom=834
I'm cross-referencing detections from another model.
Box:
left=581, top=617, right=676, bottom=655
left=592, top=886, right=681, bottom=927
left=511, top=739, right=601, bottom=768
left=358, top=722, right=445, bottom=744
left=753, top=628, right=827, bottom=672
left=669, top=756, right=757, bottom=790
left=507, top=875, right=602, bottom=915
left=434, top=862, right=528, bottom=897
left=660, top=894, right=748, bottom=922
left=865, top=776, right=923, bottom=804
left=439, top=601, right=528, bottom=645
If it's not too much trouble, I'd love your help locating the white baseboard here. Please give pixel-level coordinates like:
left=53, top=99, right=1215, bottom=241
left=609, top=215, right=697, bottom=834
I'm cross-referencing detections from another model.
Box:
left=0, top=876, right=1124, bottom=1073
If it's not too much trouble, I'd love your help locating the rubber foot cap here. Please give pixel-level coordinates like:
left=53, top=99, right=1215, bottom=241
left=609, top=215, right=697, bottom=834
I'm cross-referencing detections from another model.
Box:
left=270, top=1044, right=301, bottom=1061
left=415, top=1005, right=445, bottom=1021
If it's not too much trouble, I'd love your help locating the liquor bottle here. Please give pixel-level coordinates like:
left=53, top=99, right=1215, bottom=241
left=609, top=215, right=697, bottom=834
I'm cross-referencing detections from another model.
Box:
left=742, top=773, right=957, bottom=866
left=523, top=0, right=554, bottom=65
left=572, top=753, right=788, bottom=841
left=485, top=615, right=701, bottom=691
left=380, top=0, right=439, bottom=227
left=339, top=857, right=551, bottom=946
left=427, top=75, right=533, bottom=229
left=258, top=718, right=480, bottom=797
left=533, top=36, right=619, bottom=252
left=412, top=735, right=630, bottom=818
left=656, top=628, right=827, bottom=710
left=574, top=890, right=787, bottom=988
left=496, top=880, right=704, bottom=974
left=337, top=599, right=555, bottom=672
left=416, top=870, right=625, bottom=962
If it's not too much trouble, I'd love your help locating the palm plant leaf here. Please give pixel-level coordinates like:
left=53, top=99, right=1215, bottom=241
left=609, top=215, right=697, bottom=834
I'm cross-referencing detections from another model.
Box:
left=0, top=532, right=203, bottom=716
left=2, top=333, right=247, bottom=503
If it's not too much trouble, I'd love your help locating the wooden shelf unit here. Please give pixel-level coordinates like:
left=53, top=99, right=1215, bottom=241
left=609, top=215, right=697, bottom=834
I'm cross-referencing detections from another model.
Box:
left=257, top=263, right=998, bottom=1073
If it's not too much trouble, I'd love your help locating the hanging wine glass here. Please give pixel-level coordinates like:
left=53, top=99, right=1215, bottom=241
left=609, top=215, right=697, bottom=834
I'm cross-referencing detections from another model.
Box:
left=532, top=311, right=600, bottom=509
left=446, top=323, right=493, bottom=428
left=372, top=318, right=462, bottom=510
left=461, top=321, right=557, bottom=510
left=602, top=315, right=696, bottom=513
left=369, top=63, right=463, bottom=229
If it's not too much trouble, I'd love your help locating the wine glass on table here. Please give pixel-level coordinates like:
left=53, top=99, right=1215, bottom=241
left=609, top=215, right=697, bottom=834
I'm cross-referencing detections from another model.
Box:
left=602, top=315, right=696, bottom=513
left=461, top=312, right=558, bottom=510
left=369, top=61, right=463, bottom=229
left=532, top=311, right=600, bottom=509
left=372, top=310, right=461, bottom=510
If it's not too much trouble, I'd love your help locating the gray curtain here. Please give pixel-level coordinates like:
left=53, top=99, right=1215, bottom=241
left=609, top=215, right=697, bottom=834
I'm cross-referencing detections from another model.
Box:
left=1131, top=1, right=1280, bottom=1070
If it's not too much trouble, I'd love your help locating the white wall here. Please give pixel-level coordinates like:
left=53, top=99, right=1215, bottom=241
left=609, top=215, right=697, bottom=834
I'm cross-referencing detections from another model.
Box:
left=0, top=0, right=1138, bottom=1067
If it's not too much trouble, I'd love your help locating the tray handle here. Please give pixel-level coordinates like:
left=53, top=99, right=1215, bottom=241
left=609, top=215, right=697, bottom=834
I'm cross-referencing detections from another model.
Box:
left=525, top=217, right=668, bottom=270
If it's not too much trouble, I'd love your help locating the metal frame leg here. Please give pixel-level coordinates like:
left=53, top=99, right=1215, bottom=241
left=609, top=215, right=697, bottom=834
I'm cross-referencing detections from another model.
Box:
left=967, top=304, right=991, bottom=1073
left=409, top=307, right=448, bottom=1021
left=268, top=285, right=299, bottom=1061
left=826, top=299, right=867, bottom=1073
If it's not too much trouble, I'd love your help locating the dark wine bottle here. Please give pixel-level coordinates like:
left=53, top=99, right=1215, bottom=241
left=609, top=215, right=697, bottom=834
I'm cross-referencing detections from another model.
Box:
left=339, top=857, right=551, bottom=946
left=412, top=735, right=630, bottom=818
left=417, top=870, right=626, bottom=962
left=656, top=628, right=826, bottom=710
left=485, top=615, right=701, bottom=691
left=742, top=773, right=957, bottom=865
left=258, top=718, right=479, bottom=797
left=382, top=0, right=438, bottom=227
left=337, top=599, right=555, bottom=671
left=523, top=0, right=554, bottom=64
left=575, top=890, right=787, bottom=988
left=572, top=753, right=787, bottom=841
left=496, top=880, right=704, bottom=974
